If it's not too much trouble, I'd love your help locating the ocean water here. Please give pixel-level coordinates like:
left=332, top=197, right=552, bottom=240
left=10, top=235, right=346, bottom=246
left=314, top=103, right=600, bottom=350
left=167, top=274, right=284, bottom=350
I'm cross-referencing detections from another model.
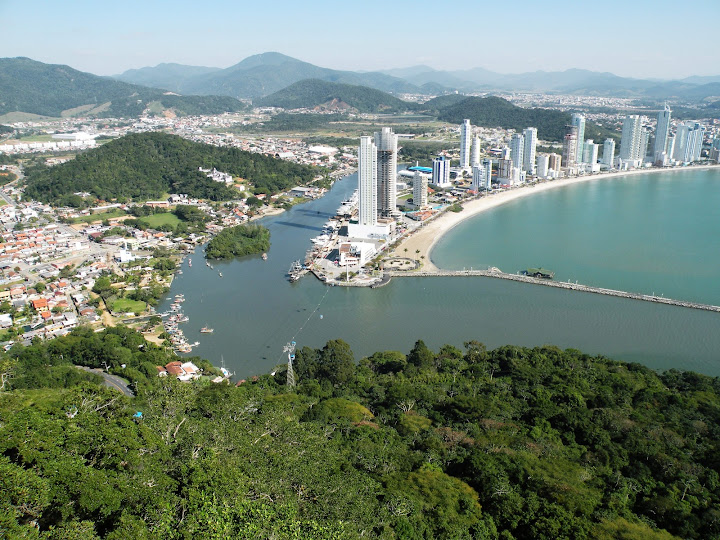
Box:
left=167, top=168, right=720, bottom=378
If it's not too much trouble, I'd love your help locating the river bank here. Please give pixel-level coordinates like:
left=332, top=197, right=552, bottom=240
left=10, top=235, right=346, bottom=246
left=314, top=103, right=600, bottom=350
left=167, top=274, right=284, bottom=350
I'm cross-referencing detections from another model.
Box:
left=395, top=164, right=720, bottom=271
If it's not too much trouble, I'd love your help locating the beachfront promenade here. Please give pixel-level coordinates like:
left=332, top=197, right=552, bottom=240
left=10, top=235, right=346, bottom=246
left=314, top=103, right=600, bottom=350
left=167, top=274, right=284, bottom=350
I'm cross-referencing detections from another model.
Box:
left=385, top=268, right=720, bottom=313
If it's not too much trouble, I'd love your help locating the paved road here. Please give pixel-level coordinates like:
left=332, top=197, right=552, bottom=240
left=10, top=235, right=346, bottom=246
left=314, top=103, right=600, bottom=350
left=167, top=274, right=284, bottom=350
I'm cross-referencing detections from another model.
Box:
left=76, top=366, right=134, bottom=397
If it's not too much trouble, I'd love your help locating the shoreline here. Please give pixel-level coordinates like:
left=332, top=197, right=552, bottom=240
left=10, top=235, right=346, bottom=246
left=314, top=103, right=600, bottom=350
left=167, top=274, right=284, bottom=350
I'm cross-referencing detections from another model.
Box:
left=395, top=164, right=720, bottom=272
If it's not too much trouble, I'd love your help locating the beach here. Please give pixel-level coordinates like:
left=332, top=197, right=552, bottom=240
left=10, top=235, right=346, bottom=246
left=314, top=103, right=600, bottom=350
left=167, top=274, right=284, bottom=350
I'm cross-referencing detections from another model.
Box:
left=395, top=164, right=720, bottom=272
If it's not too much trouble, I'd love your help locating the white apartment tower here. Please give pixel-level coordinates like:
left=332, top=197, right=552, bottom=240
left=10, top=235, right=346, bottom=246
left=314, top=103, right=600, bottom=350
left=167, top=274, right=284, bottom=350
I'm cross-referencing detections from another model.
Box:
left=357, top=136, right=377, bottom=226
left=431, top=156, right=451, bottom=187
left=413, top=171, right=428, bottom=208
left=471, top=136, right=481, bottom=167
left=459, top=119, right=472, bottom=169
left=582, top=139, right=599, bottom=165
left=571, top=113, right=586, bottom=164
left=536, top=154, right=550, bottom=177
left=510, top=133, right=524, bottom=170
left=674, top=122, right=704, bottom=163
left=375, top=127, right=398, bottom=218
left=522, top=127, right=537, bottom=174
left=654, top=103, right=672, bottom=162
left=619, top=115, right=643, bottom=162
left=482, top=158, right=493, bottom=190
left=602, top=138, right=615, bottom=167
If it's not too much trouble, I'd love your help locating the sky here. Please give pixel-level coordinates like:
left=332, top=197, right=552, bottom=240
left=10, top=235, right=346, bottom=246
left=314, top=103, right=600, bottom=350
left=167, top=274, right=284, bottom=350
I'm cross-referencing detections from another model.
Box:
left=1, top=0, right=718, bottom=79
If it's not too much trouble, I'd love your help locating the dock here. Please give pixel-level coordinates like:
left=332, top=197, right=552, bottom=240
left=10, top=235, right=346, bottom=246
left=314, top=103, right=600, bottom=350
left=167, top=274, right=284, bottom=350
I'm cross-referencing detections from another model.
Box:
left=385, top=268, right=720, bottom=313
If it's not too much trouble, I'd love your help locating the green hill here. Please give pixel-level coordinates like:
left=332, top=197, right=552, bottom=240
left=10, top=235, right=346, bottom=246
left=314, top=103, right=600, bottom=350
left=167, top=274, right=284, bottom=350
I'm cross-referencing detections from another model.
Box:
left=2, top=328, right=718, bottom=538
left=23, top=132, right=317, bottom=205
left=255, top=79, right=418, bottom=113
left=438, top=96, right=617, bottom=142
left=0, top=57, right=246, bottom=118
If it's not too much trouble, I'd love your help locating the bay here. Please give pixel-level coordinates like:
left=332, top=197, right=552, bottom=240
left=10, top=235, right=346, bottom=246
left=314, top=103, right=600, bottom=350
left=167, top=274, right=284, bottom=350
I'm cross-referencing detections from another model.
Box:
left=166, top=168, right=720, bottom=379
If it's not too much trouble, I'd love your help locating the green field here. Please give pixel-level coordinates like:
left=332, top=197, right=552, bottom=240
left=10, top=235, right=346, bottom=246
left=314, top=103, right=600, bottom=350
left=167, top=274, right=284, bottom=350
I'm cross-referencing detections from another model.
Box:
left=139, top=212, right=182, bottom=228
left=110, top=298, right=146, bottom=314
left=69, top=208, right=128, bottom=224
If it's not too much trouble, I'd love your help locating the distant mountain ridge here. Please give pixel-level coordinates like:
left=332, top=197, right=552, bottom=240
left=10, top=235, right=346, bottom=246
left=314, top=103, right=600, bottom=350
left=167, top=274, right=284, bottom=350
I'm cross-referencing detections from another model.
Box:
left=116, top=52, right=425, bottom=99
left=0, top=57, right=246, bottom=119
left=115, top=53, right=720, bottom=101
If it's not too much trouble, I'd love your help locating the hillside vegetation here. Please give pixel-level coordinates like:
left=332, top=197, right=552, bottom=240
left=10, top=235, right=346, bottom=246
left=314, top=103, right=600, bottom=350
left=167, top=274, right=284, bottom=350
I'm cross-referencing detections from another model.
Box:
left=256, top=79, right=418, bottom=113
left=1, top=329, right=719, bottom=539
left=23, top=132, right=318, bottom=205
left=438, top=96, right=618, bottom=142
left=0, top=57, right=246, bottom=118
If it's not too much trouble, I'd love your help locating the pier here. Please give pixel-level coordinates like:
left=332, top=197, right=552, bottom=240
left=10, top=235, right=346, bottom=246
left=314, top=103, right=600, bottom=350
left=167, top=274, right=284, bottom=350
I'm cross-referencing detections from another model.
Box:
left=385, top=268, right=720, bottom=313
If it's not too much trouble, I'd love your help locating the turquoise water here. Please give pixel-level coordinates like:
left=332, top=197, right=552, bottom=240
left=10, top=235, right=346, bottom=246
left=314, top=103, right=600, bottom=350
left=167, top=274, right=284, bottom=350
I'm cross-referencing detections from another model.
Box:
left=167, top=168, right=720, bottom=378
left=432, top=168, right=720, bottom=305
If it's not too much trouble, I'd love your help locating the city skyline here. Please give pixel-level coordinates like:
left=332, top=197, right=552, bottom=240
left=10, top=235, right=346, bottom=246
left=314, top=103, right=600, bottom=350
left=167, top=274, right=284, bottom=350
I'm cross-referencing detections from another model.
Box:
left=2, top=0, right=718, bottom=79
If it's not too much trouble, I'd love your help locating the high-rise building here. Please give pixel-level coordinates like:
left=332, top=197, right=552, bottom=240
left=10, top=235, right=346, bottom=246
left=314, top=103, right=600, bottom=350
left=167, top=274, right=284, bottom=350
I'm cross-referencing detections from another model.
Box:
left=548, top=153, right=562, bottom=172
left=673, top=122, right=704, bottom=163
left=482, top=158, right=493, bottom=190
left=510, top=133, right=524, bottom=170
left=375, top=127, right=398, bottom=218
left=536, top=154, right=549, bottom=177
left=562, top=125, right=578, bottom=169
left=654, top=103, right=672, bottom=162
left=582, top=139, right=599, bottom=165
left=412, top=171, right=427, bottom=208
left=571, top=113, right=586, bottom=164
left=431, top=156, right=451, bottom=187
left=459, top=119, right=472, bottom=169
left=619, top=115, right=643, bottom=162
left=640, top=127, right=652, bottom=161
left=602, top=138, right=615, bottom=167
left=522, top=127, right=537, bottom=174
left=471, top=165, right=484, bottom=192
left=357, top=136, right=377, bottom=226
left=471, top=136, right=481, bottom=167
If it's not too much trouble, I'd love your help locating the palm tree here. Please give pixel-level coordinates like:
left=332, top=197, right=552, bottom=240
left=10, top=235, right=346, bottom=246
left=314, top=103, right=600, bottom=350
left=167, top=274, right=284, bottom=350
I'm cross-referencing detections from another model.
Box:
left=403, top=248, right=408, bottom=256
left=415, top=249, right=420, bottom=261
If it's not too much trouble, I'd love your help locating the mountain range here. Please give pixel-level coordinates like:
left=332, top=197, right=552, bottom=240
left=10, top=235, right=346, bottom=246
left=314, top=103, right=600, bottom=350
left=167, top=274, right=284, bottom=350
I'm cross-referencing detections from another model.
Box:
left=114, top=52, right=720, bottom=102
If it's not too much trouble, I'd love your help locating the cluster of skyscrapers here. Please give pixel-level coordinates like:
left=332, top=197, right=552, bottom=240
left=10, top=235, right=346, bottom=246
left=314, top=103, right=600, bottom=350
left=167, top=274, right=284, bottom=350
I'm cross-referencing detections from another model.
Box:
left=357, top=127, right=400, bottom=228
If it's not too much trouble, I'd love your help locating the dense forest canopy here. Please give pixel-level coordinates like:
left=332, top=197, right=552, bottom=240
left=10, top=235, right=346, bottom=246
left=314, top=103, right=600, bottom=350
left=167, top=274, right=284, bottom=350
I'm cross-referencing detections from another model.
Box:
left=204, top=223, right=270, bottom=260
left=2, top=329, right=719, bottom=539
left=23, top=132, right=319, bottom=204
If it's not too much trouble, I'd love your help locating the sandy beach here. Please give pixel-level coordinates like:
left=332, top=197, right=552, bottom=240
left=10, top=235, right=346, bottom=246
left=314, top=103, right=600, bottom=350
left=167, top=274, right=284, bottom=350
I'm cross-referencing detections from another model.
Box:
left=394, top=164, right=720, bottom=272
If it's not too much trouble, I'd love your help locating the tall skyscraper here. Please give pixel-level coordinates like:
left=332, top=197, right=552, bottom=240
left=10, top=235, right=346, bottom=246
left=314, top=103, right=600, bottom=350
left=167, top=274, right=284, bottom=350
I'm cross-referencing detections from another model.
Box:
left=562, top=125, right=578, bottom=168
left=459, top=119, right=472, bottom=169
left=431, top=156, right=451, bottom=187
left=413, top=171, right=427, bottom=208
left=482, top=158, right=493, bottom=190
left=654, top=103, right=672, bottom=162
left=522, top=127, right=537, bottom=174
left=471, top=136, right=481, bottom=167
left=582, top=140, right=599, bottom=165
left=536, top=154, right=549, bottom=177
left=619, top=115, right=643, bottom=162
left=602, top=139, right=615, bottom=167
left=357, top=136, right=377, bottom=226
left=571, top=113, right=586, bottom=164
left=510, top=133, right=524, bottom=170
left=375, top=127, right=398, bottom=218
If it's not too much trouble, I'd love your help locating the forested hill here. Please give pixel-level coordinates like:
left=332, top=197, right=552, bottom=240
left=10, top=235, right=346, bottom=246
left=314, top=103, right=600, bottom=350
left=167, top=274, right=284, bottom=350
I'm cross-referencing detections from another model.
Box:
left=255, top=79, right=418, bottom=113
left=438, top=96, right=617, bottom=142
left=2, top=328, right=719, bottom=538
left=0, top=57, right=246, bottom=118
left=23, top=132, right=318, bottom=205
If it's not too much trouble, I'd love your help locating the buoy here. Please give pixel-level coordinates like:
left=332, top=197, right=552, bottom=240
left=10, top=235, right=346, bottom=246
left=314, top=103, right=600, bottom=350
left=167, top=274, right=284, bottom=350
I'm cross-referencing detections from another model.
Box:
left=319, top=314, right=323, bottom=319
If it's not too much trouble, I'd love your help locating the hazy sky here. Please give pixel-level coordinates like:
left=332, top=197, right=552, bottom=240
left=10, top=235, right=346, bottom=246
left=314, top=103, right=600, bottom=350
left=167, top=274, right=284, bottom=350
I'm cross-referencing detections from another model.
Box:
left=2, top=0, right=717, bottom=79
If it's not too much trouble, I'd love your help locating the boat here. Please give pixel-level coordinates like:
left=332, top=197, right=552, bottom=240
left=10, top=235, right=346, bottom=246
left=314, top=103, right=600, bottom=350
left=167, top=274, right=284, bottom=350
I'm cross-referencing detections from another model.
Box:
left=188, top=258, right=192, bottom=267
left=522, top=267, right=555, bottom=279
left=218, top=272, right=223, bottom=278
left=262, top=253, right=268, bottom=260
left=200, top=326, right=214, bottom=333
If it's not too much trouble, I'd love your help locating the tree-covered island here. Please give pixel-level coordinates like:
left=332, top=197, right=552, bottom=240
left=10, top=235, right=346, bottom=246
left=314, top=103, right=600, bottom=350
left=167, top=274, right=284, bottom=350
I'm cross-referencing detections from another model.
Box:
left=204, top=223, right=270, bottom=260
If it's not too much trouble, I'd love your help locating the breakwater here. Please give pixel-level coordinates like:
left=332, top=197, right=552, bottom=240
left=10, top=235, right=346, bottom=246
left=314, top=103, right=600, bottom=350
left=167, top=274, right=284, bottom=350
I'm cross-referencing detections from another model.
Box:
left=387, top=269, right=720, bottom=313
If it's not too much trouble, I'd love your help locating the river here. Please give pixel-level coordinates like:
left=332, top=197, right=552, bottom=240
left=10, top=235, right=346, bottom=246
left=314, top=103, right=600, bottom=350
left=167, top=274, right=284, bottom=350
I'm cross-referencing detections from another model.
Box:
left=165, top=168, right=720, bottom=378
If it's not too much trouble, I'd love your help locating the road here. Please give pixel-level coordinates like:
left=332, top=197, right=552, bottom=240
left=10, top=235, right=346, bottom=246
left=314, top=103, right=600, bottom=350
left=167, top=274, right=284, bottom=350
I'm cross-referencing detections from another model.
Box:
left=76, top=366, right=134, bottom=397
